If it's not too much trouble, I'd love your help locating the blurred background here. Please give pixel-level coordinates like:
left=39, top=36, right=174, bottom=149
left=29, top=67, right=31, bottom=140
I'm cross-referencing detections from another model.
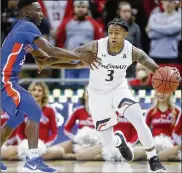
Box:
left=1, top=0, right=182, bottom=146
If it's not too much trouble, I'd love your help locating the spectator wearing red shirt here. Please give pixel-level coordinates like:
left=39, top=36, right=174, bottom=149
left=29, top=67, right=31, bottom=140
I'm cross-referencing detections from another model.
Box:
left=129, top=63, right=152, bottom=87
left=38, top=0, right=74, bottom=41
left=133, top=91, right=180, bottom=161
left=1, top=110, right=18, bottom=160
left=1, top=111, right=17, bottom=146
left=114, top=114, right=138, bottom=146
left=56, top=0, right=104, bottom=81
left=158, top=113, right=182, bottom=161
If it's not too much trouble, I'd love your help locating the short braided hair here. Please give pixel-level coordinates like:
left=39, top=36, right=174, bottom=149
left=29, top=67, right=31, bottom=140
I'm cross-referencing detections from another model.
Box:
left=108, top=18, right=129, bottom=32
left=18, top=0, right=38, bottom=10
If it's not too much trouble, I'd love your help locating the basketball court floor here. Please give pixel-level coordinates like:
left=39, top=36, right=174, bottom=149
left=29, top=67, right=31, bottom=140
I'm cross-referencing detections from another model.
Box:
left=4, top=160, right=181, bottom=172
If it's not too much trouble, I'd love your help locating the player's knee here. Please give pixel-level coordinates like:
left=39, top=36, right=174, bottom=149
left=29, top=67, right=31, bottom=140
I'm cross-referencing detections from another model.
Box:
left=125, top=103, right=145, bottom=123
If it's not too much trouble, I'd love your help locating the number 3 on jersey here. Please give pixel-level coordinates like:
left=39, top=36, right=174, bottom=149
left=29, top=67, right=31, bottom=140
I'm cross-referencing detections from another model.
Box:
left=105, top=70, right=114, bottom=81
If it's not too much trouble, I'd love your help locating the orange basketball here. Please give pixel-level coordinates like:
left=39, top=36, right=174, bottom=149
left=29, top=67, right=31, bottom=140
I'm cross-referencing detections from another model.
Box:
left=152, top=66, right=180, bottom=94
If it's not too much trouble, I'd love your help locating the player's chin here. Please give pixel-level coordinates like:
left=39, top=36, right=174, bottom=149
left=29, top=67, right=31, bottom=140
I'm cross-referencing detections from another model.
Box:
left=36, top=19, right=42, bottom=26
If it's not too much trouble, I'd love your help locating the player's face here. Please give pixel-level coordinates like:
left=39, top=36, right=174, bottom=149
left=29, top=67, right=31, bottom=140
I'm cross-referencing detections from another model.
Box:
left=108, top=25, right=128, bottom=48
left=155, top=92, right=170, bottom=102
left=31, top=85, right=44, bottom=103
left=26, top=2, right=43, bottom=26
left=119, top=4, right=132, bottom=22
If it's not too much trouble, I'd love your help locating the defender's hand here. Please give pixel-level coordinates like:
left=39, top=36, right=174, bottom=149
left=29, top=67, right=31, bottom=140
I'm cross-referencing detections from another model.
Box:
left=75, top=61, right=88, bottom=69
left=80, top=53, right=101, bottom=70
left=34, top=57, right=47, bottom=74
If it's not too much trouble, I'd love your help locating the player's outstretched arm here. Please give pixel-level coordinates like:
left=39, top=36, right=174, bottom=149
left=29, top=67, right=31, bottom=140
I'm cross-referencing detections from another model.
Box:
left=49, top=40, right=98, bottom=69
left=33, top=37, right=100, bottom=68
left=72, top=40, right=98, bottom=56
left=132, top=46, right=159, bottom=74
left=50, top=61, right=87, bottom=69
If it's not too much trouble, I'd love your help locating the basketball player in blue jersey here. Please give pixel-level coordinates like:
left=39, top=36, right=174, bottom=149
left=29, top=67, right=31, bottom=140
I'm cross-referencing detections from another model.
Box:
left=0, top=0, right=100, bottom=172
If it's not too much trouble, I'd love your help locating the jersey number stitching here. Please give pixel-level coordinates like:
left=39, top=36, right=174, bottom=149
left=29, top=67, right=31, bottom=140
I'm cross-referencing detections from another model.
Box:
left=105, top=70, right=114, bottom=81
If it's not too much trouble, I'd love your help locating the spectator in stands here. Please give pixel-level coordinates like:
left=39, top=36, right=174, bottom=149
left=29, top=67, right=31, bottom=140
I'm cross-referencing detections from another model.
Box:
left=118, top=1, right=142, bottom=78
left=1, top=82, right=60, bottom=160
left=146, top=0, right=181, bottom=63
left=56, top=0, right=104, bottom=80
left=38, top=0, right=74, bottom=42
left=129, top=63, right=152, bottom=87
left=118, top=1, right=142, bottom=48
left=133, top=91, right=181, bottom=160
left=158, top=113, right=181, bottom=161
left=1, top=0, right=19, bottom=42
left=61, top=85, right=99, bottom=157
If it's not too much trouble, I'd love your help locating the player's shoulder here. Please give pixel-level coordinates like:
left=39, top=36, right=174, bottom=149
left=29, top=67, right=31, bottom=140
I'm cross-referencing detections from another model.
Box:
left=124, top=39, right=133, bottom=46
left=17, top=20, right=40, bottom=32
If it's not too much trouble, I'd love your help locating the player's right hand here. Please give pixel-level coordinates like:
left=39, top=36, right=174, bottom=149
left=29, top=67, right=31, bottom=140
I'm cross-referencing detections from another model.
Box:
left=80, top=53, right=101, bottom=70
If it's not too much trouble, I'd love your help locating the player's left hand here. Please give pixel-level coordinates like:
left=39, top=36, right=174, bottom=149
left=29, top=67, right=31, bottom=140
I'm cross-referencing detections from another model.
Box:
left=34, top=57, right=47, bottom=74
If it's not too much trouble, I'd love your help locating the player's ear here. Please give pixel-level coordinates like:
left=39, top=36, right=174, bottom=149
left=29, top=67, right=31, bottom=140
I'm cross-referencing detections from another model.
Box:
left=23, top=8, right=29, bottom=18
left=124, top=31, right=128, bottom=38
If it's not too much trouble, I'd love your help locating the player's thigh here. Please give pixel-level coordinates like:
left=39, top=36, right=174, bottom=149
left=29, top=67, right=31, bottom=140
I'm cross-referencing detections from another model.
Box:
left=17, top=92, right=42, bottom=123
left=6, top=111, right=24, bottom=129
left=88, top=91, right=117, bottom=131
left=113, top=86, right=138, bottom=115
left=1, top=83, right=22, bottom=117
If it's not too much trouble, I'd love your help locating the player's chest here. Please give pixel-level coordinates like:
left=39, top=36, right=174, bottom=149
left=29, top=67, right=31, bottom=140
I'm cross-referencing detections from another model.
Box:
left=97, top=54, right=129, bottom=72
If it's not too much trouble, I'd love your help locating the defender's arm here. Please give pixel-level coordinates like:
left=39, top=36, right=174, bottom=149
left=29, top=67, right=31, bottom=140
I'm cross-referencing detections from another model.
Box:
left=33, top=37, right=100, bottom=66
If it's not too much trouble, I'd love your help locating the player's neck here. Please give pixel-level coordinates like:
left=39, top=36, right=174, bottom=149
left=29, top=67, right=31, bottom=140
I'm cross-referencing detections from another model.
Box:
left=108, top=41, right=124, bottom=56
left=19, top=15, right=31, bottom=22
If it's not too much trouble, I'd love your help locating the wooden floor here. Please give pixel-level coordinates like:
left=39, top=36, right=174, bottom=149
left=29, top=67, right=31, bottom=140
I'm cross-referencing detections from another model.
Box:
left=3, top=160, right=181, bottom=172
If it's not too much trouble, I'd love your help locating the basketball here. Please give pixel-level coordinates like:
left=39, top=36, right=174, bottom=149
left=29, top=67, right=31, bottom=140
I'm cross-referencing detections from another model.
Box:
left=152, top=66, right=180, bottom=94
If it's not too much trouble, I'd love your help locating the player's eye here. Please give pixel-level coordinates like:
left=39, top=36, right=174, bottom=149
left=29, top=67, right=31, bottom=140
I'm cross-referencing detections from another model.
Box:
left=36, top=8, right=41, bottom=12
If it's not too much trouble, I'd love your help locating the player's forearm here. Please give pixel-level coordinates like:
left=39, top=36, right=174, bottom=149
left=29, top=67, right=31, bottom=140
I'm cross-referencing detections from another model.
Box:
left=50, top=63, right=77, bottom=69
left=34, top=56, right=66, bottom=66
left=132, top=46, right=159, bottom=74
left=49, top=47, right=83, bottom=61
left=72, top=41, right=98, bottom=56
left=34, top=37, right=83, bottom=61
